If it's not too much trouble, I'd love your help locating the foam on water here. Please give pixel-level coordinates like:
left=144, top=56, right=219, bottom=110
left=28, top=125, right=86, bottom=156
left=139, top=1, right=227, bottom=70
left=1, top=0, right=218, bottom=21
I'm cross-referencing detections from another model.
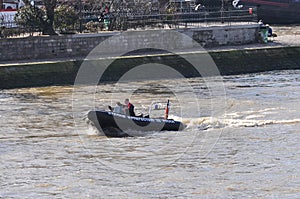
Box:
left=86, top=122, right=103, bottom=136
left=172, top=115, right=300, bottom=130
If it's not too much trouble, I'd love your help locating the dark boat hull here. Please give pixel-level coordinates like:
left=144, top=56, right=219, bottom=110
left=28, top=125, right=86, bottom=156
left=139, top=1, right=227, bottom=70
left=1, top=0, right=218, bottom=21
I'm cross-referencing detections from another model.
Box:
left=87, top=110, right=185, bottom=137
left=257, top=7, right=300, bottom=24
left=238, top=0, right=300, bottom=24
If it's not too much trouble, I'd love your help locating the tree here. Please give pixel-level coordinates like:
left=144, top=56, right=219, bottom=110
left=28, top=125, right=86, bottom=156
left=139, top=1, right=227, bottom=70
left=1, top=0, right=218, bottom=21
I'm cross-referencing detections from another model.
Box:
left=54, top=5, right=78, bottom=33
left=15, top=5, right=44, bottom=34
left=16, top=0, right=57, bottom=35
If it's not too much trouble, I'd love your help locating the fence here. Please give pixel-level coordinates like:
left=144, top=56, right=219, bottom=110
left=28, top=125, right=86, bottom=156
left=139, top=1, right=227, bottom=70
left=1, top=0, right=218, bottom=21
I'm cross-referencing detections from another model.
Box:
left=80, top=8, right=257, bottom=33
left=0, top=8, right=257, bottom=38
left=116, top=9, right=257, bottom=30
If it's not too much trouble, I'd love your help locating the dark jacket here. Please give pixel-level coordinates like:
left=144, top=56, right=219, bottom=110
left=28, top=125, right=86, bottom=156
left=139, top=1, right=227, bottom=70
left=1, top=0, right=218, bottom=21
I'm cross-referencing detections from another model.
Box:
left=127, top=103, right=135, bottom=117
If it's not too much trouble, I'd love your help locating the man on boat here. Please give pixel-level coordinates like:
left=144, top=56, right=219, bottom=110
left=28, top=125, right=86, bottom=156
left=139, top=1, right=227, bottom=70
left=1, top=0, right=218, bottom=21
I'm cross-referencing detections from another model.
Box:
left=124, top=98, right=136, bottom=117
left=113, top=102, right=125, bottom=114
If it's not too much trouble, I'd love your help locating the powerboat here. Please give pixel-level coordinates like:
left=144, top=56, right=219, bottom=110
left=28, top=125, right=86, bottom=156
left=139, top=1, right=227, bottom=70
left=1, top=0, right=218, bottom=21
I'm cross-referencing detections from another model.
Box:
left=87, top=110, right=186, bottom=137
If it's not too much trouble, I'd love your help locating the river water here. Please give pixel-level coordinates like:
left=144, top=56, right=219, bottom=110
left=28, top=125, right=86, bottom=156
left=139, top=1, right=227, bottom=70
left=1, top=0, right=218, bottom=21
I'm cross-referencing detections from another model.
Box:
left=0, top=70, right=299, bottom=198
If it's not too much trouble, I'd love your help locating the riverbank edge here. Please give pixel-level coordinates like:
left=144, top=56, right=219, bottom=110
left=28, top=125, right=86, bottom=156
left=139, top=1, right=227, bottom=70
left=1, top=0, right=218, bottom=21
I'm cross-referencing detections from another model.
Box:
left=1, top=46, right=299, bottom=89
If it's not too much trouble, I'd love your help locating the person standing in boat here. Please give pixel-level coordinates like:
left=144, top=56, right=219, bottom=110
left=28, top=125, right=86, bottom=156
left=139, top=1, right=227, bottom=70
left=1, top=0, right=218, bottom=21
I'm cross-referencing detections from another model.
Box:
left=124, top=98, right=136, bottom=117
left=113, top=102, right=125, bottom=114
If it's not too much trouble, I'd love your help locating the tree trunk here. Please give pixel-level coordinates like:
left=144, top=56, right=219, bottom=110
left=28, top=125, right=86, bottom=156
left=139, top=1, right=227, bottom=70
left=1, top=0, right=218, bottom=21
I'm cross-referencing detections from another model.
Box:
left=0, top=0, right=3, bottom=10
left=42, top=21, right=57, bottom=35
left=42, top=0, right=57, bottom=35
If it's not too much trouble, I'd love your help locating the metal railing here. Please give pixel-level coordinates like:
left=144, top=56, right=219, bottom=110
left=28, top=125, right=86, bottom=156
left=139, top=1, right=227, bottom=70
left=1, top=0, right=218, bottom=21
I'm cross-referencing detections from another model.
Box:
left=82, top=8, right=257, bottom=32
left=0, top=24, right=41, bottom=38
left=0, top=8, right=257, bottom=38
left=119, top=9, right=257, bottom=30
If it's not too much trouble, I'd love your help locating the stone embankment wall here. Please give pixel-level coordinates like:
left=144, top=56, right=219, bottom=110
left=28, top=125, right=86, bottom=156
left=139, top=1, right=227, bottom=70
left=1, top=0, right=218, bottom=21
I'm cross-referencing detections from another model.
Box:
left=1, top=46, right=300, bottom=89
left=0, top=25, right=259, bottom=61
left=2, top=25, right=298, bottom=90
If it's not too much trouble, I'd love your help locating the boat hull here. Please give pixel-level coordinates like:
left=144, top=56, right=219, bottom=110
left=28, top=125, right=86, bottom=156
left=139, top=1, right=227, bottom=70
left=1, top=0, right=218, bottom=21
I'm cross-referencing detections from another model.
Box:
left=87, top=110, right=185, bottom=137
left=238, top=0, right=300, bottom=24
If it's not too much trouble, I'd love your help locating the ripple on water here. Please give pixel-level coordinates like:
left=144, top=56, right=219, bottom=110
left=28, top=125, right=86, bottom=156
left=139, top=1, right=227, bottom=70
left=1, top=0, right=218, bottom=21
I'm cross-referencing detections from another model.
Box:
left=0, top=70, right=299, bottom=198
